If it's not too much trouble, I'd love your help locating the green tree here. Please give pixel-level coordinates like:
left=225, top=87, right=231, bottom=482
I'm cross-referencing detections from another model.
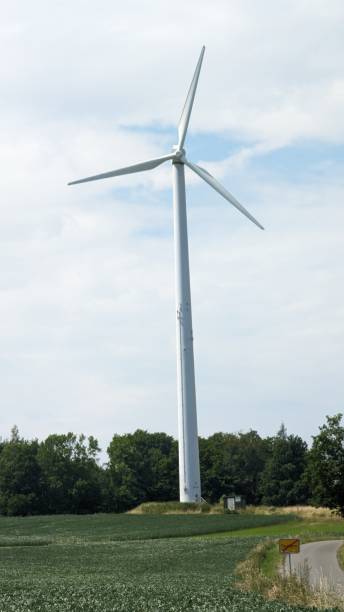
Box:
left=107, top=430, right=178, bottom=511
left=200, top=430, right=268, bottom=504
left=38, top=433, right=102, bottom=513
left=307, top=414, right=344, bottom=515
left=0, top=429, right=42, bottom=516
left=259, top=424, right=309, bottom=506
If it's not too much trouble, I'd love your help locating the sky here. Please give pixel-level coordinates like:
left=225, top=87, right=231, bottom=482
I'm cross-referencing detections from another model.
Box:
left=1, top=0, right=344, bottom=456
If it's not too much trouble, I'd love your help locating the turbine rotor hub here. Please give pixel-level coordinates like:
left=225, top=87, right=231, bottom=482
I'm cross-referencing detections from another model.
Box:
left=172, top=145, right=186, bottom=161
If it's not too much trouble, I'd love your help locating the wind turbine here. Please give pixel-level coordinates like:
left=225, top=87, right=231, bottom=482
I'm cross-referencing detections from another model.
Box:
left=68, top=46, right=264, bottom=503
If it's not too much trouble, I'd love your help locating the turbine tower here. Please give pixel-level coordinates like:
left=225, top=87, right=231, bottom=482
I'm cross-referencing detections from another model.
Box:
left=68, top=46, right=263, bottom=503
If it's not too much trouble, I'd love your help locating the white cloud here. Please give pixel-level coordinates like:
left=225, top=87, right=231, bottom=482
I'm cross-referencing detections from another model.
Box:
left=1, top=0, right=344, bottom=452
left=3, top=0, right=344, bottom=145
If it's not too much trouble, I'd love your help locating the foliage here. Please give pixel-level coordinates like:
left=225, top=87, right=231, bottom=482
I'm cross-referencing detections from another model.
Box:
left=0, top=432, right=41, bottom=516
left=3, top=416, right=344, bottom=516
left=107, top=430, right=178, bottom=511
left=259, top=425, right=309, bottom=506
left=38, top=433, right=102, bottom=514
left=0, top=430, right=103, bottom=516
left=307, top=414, right=344, bottom=516
left=199, top=430, right=269, bottom=504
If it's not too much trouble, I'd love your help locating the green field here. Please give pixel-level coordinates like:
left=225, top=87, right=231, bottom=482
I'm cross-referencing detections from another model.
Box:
left=0, top=513, right=339, bottom=612
left=0, top=512, right=296, bottom=544
left=202, top=518, right=344, bottom=541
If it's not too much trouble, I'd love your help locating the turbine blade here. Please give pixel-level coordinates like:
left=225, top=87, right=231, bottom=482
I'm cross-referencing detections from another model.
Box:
left=185, top=160, right=264, bottom=230
left=178, top=46, right=205, bottom=150
left=68, top=154, right=173, bottom=186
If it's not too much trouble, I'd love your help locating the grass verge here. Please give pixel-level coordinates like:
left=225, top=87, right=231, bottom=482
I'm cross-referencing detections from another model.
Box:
left=129, top=501, right=219, bottom=514
left=338, top=543, right=344, bottom=571
left=236, top=539, right=343, bottom=610
left=244, top=506, right=337, bottom=520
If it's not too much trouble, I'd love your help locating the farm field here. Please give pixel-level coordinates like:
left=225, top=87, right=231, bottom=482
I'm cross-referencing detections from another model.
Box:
left=202, top=517, right=344, bottom=541
left=0, top=512, right=296, bottom=544
left=0, top=513, right=340, bottom=612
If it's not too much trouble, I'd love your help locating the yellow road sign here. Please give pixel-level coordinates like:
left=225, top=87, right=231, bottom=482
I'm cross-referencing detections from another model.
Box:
left=279, top=538, right=300, bottom=554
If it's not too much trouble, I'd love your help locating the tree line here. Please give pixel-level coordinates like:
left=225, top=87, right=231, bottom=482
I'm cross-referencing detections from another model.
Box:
left=0, top=414, right=343, bottom=516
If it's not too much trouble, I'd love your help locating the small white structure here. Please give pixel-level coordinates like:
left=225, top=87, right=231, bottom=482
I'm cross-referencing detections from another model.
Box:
left=68, top=47, right=263, bottom=503
left=224, top=494, right=246, bottom=511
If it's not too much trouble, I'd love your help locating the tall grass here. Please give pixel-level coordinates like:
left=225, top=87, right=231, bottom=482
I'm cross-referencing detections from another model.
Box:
left=129, top=501, right=224, bottom=514
left=244, top=505, right=337, bottom=520
left=337, top=543, right=344, bottom=570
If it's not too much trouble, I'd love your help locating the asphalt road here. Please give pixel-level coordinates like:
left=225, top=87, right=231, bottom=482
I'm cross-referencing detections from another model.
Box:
left=288, top=540, right=344, bottom=592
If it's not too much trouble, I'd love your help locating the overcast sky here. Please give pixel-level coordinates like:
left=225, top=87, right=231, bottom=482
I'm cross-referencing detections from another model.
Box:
left=1, top=0, right=344, bottom=455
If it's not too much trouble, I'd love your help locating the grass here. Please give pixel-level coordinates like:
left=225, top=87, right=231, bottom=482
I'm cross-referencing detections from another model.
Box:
left=338, top=543, right=344, bottom=570
left=260, top=541, right=281, bottom=577
left=128, top=501, right=223, bottom=514
left=244, top=506, right=336, bottom=520
left=131, top=502, right=337, bottom=518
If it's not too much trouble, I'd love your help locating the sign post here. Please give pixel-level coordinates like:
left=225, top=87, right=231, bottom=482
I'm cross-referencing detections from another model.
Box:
left=278, top=538, right=300, bottom=576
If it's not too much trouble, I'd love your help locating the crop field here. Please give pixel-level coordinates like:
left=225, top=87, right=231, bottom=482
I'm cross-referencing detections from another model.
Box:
left=0, top=512, right=296, bottom=544
left=204, top=517, right=344, bottom=541
left=0, top=513, right=339, bottom=612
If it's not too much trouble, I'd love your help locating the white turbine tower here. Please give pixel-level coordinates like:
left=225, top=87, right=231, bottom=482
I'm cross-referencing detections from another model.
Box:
left=68, top=46, right=264, bottom=503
